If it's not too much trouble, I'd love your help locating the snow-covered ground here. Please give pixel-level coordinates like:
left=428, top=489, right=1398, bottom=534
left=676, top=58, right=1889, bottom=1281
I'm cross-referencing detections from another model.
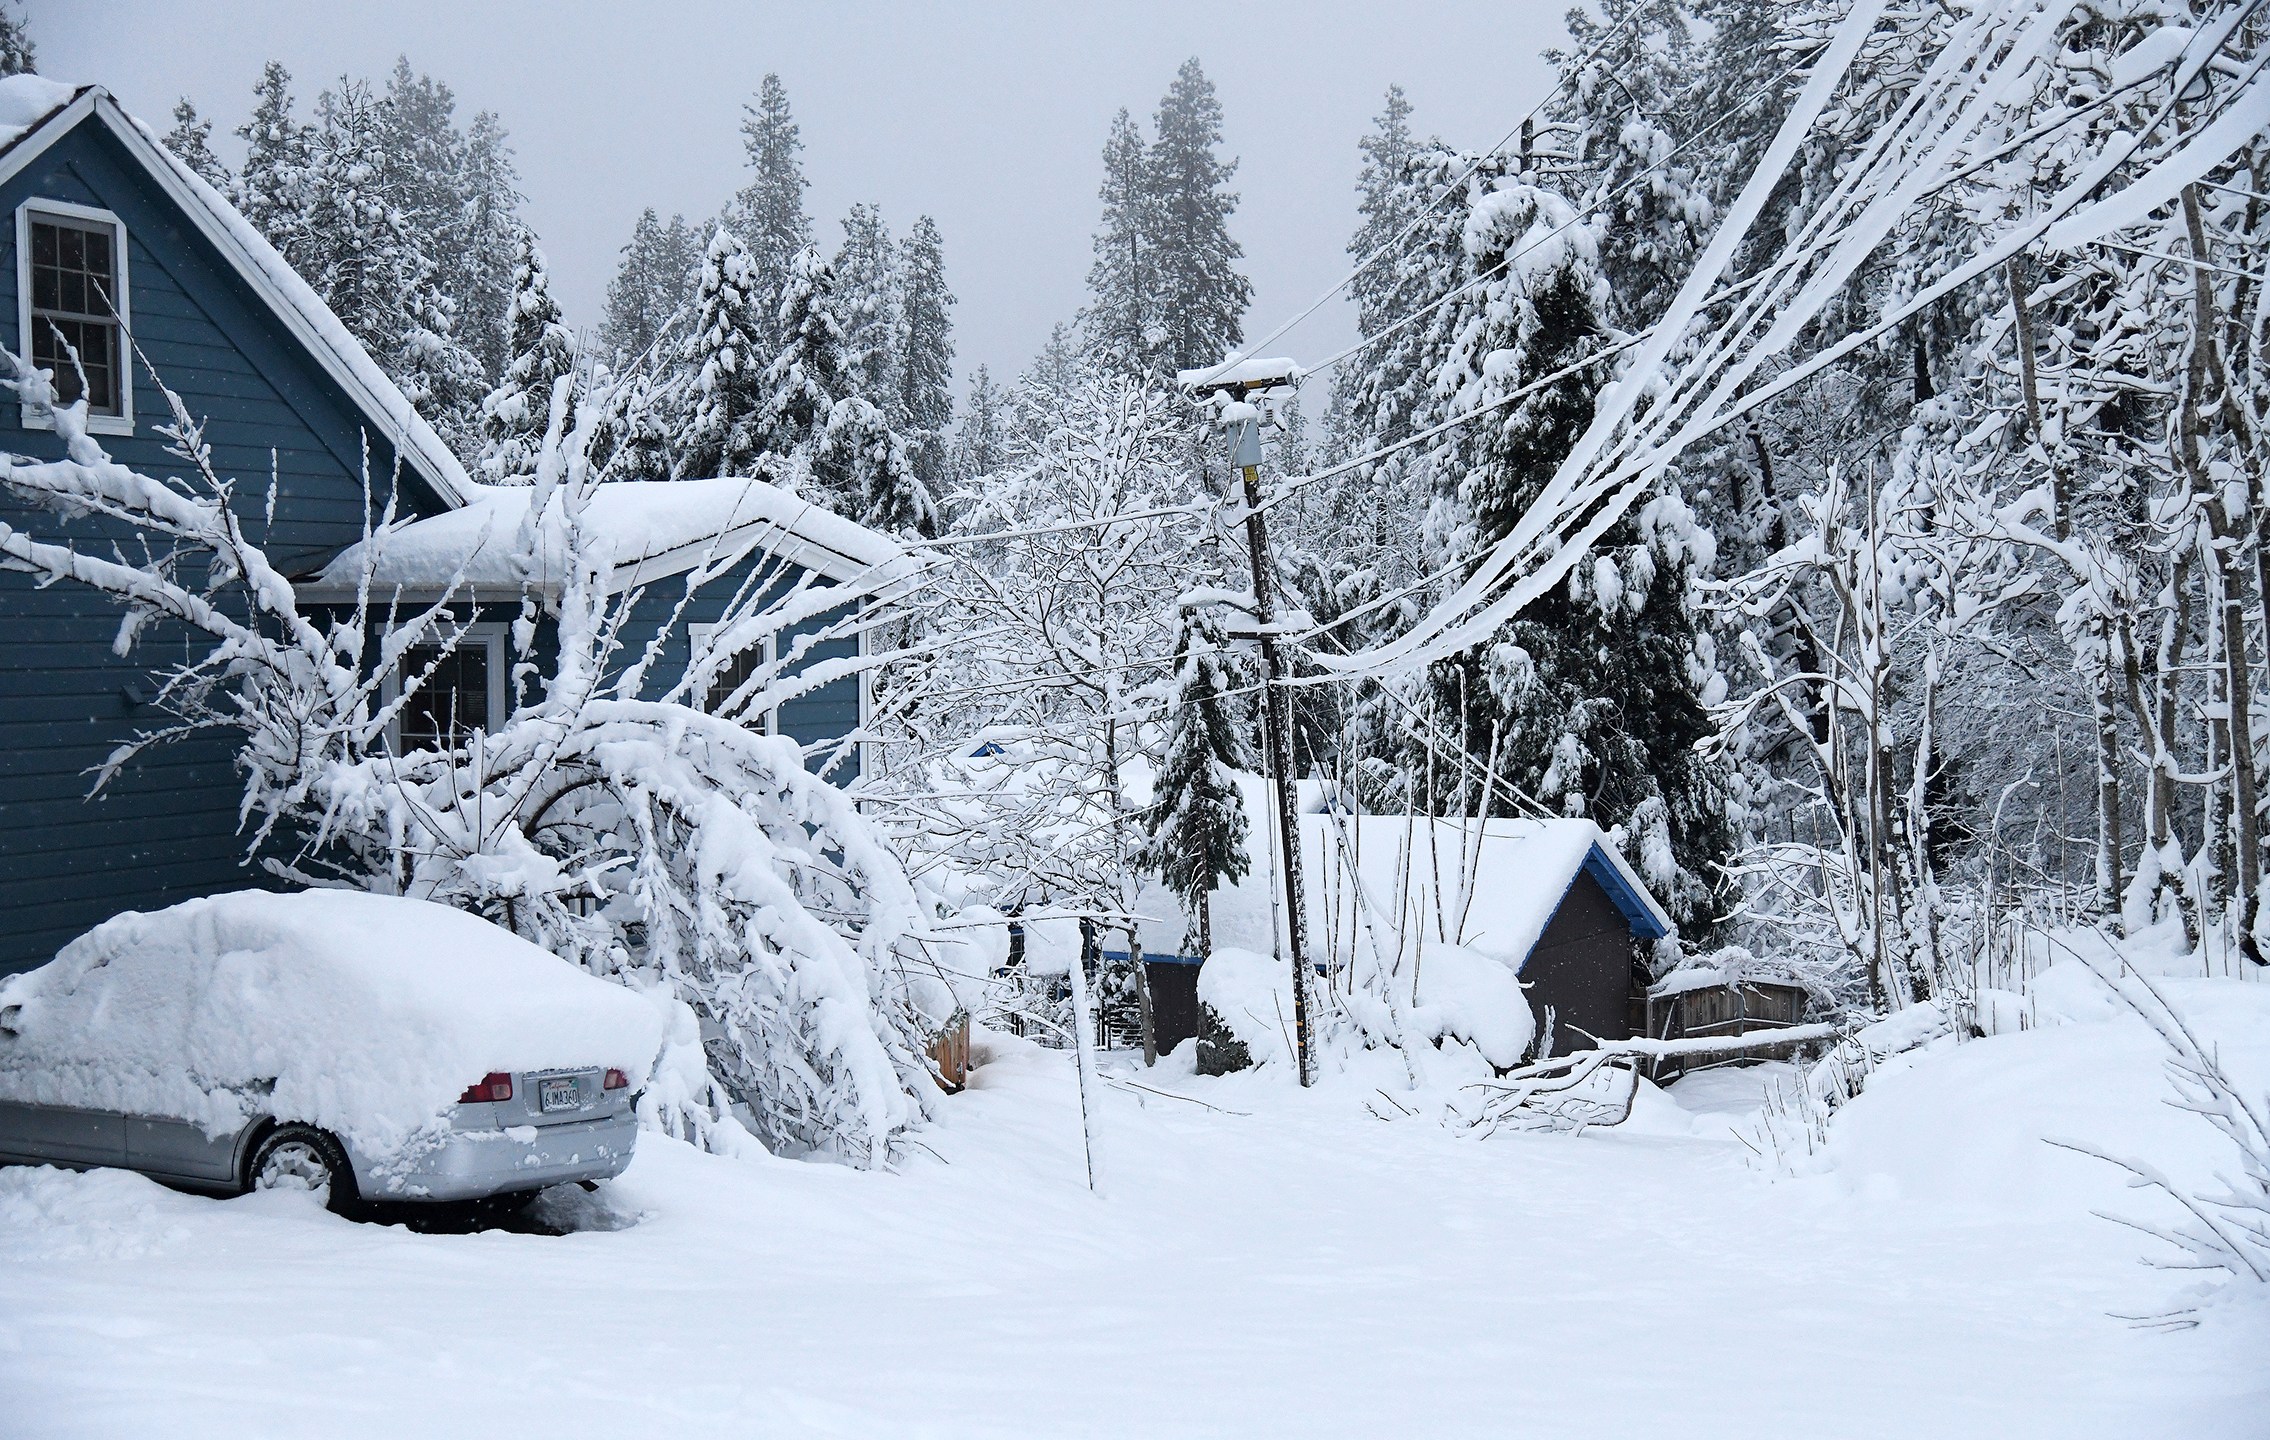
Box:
left=4, top=967, right=2266, bottom=1438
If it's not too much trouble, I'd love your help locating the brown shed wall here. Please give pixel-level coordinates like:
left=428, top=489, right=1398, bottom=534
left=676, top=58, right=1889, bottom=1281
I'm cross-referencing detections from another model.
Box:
left=1520, top=870, right=1644, bottom=1057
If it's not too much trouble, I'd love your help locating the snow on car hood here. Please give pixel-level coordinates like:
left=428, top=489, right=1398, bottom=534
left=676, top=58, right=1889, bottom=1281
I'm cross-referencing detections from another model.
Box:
left=0, top=890, right=666, bottom=1154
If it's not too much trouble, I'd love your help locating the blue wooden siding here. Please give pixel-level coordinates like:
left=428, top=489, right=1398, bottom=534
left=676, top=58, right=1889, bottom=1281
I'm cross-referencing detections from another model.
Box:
left=0, top=114, right=454, bottom=974
left=604, top=551, right=865, bottom=781
left=381, top=570, right=864, bottom=777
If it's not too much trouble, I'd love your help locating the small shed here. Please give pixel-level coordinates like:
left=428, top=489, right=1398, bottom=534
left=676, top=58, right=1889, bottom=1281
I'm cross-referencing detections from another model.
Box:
left=1641, top=968, right=1813, bottom=1081
left=1133, top=800, right=1674, bottom=1060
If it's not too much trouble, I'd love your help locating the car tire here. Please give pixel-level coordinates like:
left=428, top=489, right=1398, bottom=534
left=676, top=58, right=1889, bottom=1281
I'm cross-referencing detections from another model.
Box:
left=245, top=1124, right=356, bottom=1212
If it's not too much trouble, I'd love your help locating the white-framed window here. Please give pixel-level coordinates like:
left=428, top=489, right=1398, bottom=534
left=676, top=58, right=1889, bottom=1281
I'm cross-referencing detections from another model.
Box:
left=17, top=199, right=132, bottom=436
left=382, top=623, right=508, bottom=754
left=691, top=622, right=778, bottom=734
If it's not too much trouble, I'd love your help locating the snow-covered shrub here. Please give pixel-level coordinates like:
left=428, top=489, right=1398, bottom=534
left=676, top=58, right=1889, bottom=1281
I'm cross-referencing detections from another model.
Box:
left=0, top=357, right=938, bottom=1167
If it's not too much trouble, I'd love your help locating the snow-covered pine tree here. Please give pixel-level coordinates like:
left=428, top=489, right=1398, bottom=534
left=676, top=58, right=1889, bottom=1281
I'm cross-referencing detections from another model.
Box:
left=896, top=214, right=956, bottom=494
left=162, top=99, right=229, bottom=190
left=1141, top=607, right=1254, bottom=959
left=756, top=245, right=934, bottom=534
left=728, top=74, right=813, bottom=348
left=378, top=60, right=465, bottom=271
left=587, top=364, right=682, bottom=483
left=833, top=203, right=901, bottom=413
left=1545, top=0, right=1711, bottom=332
left=477, top=232, right=579, bottom=482
left=1085, top=107, right=1157, bottom=379
left=1348, top=85, right=1421, bottom=345
left=373, top=61, right=521, bottom=386
left=1012, top=323, right=1083, bottom=451
left=297, top=79, right=483, bottom=452
left=1414, top=162, right=1733, bottom=935
left=952, top=365, right=1006, bottom=487
left=1147, top=58, right=1252, bottom=378
left=232, top=63, right=312, bottom=253
left=0, top=6, right=31, bottom=77
left=451, top=111, right=525, bottom=386
left=600, top=209, right=701, bottom=364
left=672, top=227, right=770, bottom=482
left=1319, top=110, right=1455, bottom=678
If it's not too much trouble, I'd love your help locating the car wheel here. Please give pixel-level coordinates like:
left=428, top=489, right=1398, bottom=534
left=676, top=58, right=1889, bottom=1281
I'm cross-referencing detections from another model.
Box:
left=246, top=1124, right=355, bottom=1211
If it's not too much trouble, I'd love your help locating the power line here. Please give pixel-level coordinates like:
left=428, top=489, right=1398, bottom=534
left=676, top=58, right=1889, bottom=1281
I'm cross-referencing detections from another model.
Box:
left=1299, top=48, right=1815, bottom=388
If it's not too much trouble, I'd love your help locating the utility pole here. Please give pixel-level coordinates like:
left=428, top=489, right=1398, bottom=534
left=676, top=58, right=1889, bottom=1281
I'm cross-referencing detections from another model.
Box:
left=1180, top=358, right=1315, bottom=1087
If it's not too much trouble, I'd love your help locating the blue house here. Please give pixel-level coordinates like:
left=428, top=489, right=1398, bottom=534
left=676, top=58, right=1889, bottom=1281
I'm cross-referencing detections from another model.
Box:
left=0, top=79, right=886, bottom=974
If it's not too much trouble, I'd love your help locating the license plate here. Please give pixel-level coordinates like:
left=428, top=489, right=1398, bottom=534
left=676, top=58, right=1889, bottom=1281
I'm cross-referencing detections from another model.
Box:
left=539, top=1077, right=581, bottom=1113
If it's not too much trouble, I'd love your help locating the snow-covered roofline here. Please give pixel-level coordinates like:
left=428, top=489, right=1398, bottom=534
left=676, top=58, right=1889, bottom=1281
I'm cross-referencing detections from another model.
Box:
left=0, top=78, right=474, bottom=508
left=300, top=475, right=911, bottom=604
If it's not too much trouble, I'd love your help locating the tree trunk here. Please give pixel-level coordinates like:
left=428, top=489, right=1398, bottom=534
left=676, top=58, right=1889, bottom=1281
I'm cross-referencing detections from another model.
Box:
left=1131, top=925, right=1156, bottom=1067
left=2006, top=254, right=2070, bottom=539
left=2095, top=675, right=2125, bottom=923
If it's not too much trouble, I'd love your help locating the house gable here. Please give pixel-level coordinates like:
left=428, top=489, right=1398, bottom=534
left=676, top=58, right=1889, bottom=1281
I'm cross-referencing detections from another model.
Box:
left=0, top=100, right=457, bottom=563
left=0, top=94, right=469, bottom=974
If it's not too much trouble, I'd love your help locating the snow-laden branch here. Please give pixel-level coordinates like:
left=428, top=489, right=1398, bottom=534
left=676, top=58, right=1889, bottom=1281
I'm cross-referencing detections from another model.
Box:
left=1311, top=0, right=2270, bottom=684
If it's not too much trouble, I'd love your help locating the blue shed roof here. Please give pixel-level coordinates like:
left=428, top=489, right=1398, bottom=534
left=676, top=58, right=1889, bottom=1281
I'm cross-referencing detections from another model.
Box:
left=1578, top=843, right=1672, bottom=940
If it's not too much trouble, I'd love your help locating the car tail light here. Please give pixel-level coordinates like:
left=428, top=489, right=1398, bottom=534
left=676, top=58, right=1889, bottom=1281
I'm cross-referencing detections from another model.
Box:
left=457, top=1071, right=514, bottom=1104
left=603, top=1068, right=629, bottom=1091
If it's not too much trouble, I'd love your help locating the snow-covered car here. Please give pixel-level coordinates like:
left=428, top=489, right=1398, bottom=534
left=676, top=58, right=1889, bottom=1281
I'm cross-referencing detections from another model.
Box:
left=0, top=890, right=665, bottom=1210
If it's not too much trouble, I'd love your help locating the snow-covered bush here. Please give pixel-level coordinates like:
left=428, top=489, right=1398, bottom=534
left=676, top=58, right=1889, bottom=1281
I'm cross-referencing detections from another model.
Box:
left=0, top=357, right=938, bottom=1167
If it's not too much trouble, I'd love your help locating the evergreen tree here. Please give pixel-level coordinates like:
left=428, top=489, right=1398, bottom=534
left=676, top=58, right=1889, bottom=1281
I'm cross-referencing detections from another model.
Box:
left=600, top=209, right=700, bottom=363
left=1348, top=85, right=1422, bottom=343
left=757, top=246, right=934, bottom=534
left=587, top=366, right=681, bottom=483
left=298, top=80, right=481, bottom=451
left=952, top=365, right=1007, bottom=484
left=477, top=232, right=579, bottom=482
left=1547, top=0, right=1709, bottom=331
left=728, top=74, right=813, bottom=346
left=373, top=62, right=522, bottom=385
left=0, top=7, right=32, bottom=77
left=1413, top=167, right=1731, bottom=935
left=673, top=227, right=770, bottom=481
left=1084, top=108, right=1156, bottom=378
left=379, top=60, right=465, bottom=255
left=1318, top=113, right=1453, bottom=676
left=162, top=99, right=229, bottom=190
left=233, top=63, right=311, bottom=251
left=1141, top=608, right=1254, bottom=958
left=833, top=202, right=900, bottom=410
left=1007, top=323, right=1083, bottom=453
left=1147, top=59, right=1251, bottom=377
left=896, top=214, right=956, bottom=493
left=452, top=110, right=524, bottom=385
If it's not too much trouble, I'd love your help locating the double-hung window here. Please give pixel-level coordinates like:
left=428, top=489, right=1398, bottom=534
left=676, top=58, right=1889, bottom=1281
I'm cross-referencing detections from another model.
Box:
left=386, top=624, right=508, bottom=753
left=691, top=623, right=778, bottom=734
left=18, top=201, right=131, bottom=434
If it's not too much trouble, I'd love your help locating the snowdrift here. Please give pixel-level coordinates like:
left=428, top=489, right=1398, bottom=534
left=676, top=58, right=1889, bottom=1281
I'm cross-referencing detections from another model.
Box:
left=0, top=890, right=666, bottom=1153
left=1196, top=941, right=1535, bottom=1072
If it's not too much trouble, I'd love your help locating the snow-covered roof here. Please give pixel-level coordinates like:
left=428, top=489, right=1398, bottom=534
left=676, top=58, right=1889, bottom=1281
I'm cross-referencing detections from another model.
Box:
left=0, top=78, right=474, bottom=507
left=1134, top=789, right=1672, bottom=964
left=302, top=475, right=910, bottom=602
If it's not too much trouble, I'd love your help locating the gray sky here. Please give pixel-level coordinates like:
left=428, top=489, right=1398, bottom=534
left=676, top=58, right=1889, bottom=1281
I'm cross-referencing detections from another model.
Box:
left=44, top=1, right=1568, bottom=396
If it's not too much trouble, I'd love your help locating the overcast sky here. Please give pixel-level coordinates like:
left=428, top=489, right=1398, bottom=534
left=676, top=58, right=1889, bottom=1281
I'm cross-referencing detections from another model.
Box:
left=44, top=1, right=1567, bottom=397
